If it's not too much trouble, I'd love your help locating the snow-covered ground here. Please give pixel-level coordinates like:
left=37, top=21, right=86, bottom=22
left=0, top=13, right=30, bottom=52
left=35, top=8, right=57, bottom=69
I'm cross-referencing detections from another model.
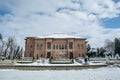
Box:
left=0, top=66, right=120, bottom=80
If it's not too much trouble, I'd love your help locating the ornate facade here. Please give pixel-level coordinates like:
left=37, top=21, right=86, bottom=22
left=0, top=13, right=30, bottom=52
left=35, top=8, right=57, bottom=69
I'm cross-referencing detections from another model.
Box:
left=25, top=33, right=87, bottom=59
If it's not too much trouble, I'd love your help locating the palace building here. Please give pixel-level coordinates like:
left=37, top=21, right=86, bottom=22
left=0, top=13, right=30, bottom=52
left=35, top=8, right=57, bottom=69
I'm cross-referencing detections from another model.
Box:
left=25, top=33, right=87, bottom=59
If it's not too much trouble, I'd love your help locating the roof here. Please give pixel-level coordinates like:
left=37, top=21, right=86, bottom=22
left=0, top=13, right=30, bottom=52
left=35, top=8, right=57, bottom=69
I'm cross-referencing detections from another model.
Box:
left=36, top=33, right=85, bottom=39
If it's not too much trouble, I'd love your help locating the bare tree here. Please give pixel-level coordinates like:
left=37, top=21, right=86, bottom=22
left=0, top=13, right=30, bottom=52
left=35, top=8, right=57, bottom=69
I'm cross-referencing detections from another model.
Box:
left=4, top=37, right=17, bottom=59
left=0, top=33, right=24, bottom=60
left=0, top=33, right=4, bottom=55
left=13, top=46, right=24, bottom=59
left=19, top=47, right=23, bottom=58
left=13, top=46, right=20, bottom=59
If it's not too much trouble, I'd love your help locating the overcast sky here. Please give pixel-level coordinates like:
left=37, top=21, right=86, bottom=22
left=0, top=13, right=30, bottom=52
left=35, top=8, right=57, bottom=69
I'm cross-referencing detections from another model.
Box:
left=0, top=0, right=120, bottom=48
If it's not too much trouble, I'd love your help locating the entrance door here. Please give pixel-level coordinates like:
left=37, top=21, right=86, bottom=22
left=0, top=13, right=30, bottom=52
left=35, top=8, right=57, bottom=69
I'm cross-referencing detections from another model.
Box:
left=47, top=52, right=51, bottom=58
left=70, top=52, right=73, bottom=59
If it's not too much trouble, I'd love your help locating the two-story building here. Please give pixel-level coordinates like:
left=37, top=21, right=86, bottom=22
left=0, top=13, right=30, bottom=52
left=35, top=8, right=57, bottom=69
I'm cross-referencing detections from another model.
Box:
left=25, top=33, right=87, bottom=59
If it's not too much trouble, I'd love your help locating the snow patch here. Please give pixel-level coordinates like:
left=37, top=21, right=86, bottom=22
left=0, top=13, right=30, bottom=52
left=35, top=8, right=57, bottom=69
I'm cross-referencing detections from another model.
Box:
left=37, top=33, right=83, bottom=39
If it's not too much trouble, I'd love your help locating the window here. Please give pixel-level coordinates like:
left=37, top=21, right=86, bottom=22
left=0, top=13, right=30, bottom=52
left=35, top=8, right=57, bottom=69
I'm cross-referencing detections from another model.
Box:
left=41, top=54, right=43, bottom=58
left=47, top=42, right=51, bottom=49
left=36, top=44, right=43, bottom=50
left=29, top=53, right=32, bottom=57
left=53, top=44, right=55, bottom=50
left=59, top=44, right=62, bottom=50
left=69, top=42, right=73, bottom=49
left=37, top=54, right=39, bottom=59
left=37, top=44, right=39, bottom=50
left=78, top=44, right=81, bottom=49
left=39, top=44, right=43, bottom=50
left=47, top=52, right=51, bottom=58
left=65, top=44, right=67, bottom=49
left=70, top=52, right=73, bottom=59
left=56, top=45, right=58, bottom=50
left=62, top=44, right=64, bottom=50
left=82, top=54, right=84, bottom=57
left=81, top=44, right=84, bottom=49
left=78, top=44, right=84, bottom=49
left=30, top=45, right=33, bottom=51
left=79, top=54, right=81, bottom=57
